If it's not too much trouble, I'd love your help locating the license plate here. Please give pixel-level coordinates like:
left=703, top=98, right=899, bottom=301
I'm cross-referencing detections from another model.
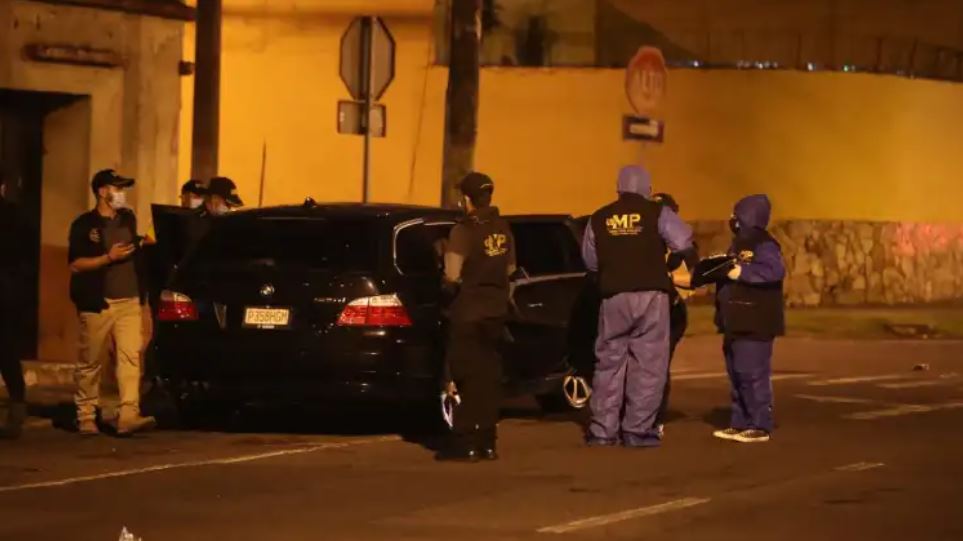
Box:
left=243, top=307, right=291, bottom=329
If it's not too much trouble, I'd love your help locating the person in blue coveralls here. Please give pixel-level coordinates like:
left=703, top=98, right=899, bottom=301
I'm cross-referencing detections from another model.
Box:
left=711, top=194, right=786, bottom=444
left=581, top=165, right=698, bottom=448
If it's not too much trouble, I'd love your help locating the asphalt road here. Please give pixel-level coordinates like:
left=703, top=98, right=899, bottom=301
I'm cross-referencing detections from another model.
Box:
left=1, top=337, right=962, bottom=541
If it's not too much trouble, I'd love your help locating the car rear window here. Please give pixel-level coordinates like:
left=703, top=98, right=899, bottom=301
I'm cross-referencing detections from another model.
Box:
left=510, top=221, right=585, bottom=276
left=186, top=217, right=379, bottom=272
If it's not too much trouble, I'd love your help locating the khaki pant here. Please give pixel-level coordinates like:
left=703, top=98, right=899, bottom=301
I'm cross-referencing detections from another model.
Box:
left=76, top=298, right=144, bottom=422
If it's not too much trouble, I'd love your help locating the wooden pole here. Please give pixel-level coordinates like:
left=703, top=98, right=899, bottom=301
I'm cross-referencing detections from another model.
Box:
left=440, top=0, right=481, bottom=208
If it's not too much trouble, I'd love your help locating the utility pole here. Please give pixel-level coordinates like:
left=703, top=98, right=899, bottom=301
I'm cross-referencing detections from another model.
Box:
left=191, top=0, right=222, bottom=182
left=441, top=0, right=481, bottom=208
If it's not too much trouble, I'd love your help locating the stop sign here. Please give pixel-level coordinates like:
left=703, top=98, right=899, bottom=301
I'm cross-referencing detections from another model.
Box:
left=625, top=46, right=667, bottom=115
left=340, top=17, right=396, bottom=101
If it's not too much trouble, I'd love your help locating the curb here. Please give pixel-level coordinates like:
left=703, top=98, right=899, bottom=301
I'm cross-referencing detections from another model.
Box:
left=14, top=361, right=75, bottom=389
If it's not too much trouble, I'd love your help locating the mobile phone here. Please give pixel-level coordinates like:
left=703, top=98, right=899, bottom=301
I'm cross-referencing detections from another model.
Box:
left=133, top=235, right=146, bottom=249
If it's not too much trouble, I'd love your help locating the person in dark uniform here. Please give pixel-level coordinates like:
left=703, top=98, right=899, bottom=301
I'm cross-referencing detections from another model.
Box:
left=711, top=194, right=785, bottom=443
left=0, top=182, right=28, bottom=439
left=201, top=176, right=243, bottom=217
left=581, top=165, right=697, bottom=448
left=186, top=176, right=244, bottom=251
left=651, top=192, right=692, bottom=433
left=180, top=179, right=206, bottom=209
left=437, top=172, right=516, bottom=462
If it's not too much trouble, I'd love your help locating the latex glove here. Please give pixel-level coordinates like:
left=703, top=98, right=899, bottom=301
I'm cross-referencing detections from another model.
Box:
left=727, top=264, right=743, bottom=281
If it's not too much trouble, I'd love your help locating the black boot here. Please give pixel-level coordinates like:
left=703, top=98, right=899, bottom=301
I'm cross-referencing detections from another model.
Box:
left=435, top=433, right=479, bottom=463
left=1, top=402, right=26, bottom=440
left=479, top=427, right=498, bottom=461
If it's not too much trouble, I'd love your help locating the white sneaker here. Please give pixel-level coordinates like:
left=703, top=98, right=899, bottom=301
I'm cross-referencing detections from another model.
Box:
left=733, top=429, right=771, bottom=443
left=712, top=427, right=742, bottom=441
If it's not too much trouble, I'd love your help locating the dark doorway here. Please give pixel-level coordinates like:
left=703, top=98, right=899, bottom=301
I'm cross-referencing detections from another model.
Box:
left=0, top=89, right=78, bottom=360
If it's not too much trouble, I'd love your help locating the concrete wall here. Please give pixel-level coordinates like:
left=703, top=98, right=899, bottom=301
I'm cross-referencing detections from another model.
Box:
left=473, top=68, right=963, bottom=223
left=600, top=0, right=963, bottom=70
left=1, top=1, right=185, bottom=362
left=178, top=0, right=446, bottom=207
left=188, top=21, right=963, bottom=223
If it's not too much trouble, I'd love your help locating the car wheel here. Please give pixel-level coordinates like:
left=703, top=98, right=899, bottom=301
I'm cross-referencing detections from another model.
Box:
left=536, top=375, right=592, bottom=412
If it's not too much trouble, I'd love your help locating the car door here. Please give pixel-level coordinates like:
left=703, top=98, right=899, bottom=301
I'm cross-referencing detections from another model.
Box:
left=503, top=217, right=592, bottom=381
left=392, top=217, right=457, bottom=378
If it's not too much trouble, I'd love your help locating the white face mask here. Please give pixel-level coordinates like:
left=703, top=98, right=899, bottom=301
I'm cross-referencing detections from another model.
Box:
left=108, top=189, right=128, bottom=210
left=189, top=197, right=204, bottom=209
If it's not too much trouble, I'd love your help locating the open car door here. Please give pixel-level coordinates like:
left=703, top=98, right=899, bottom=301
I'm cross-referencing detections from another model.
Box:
left=148, top=204, right=200, bottom=305
left=501, top=216, right=594, bottom=393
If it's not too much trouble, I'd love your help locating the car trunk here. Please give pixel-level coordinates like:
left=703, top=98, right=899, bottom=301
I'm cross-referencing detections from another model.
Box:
left=152, top=210, right=396, bottom=373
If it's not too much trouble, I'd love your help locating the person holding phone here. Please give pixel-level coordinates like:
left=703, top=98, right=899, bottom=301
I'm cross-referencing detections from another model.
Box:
left=67, top=169, right=156, bottom=436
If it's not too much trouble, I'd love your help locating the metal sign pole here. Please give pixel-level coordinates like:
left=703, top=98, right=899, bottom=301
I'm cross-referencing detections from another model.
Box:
left=361, top=16, right=373, bottom=204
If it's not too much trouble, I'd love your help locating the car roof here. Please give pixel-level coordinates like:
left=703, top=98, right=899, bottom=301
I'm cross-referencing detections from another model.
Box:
left=505, top=214, right=574, bottom=223
left=225, top=202, right=460, bottom=222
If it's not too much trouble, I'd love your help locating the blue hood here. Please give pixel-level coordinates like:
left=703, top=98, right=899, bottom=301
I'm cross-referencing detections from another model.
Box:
left=733, top=194, right=772, bottom=231
left=617, top=165, right=652, bottom=197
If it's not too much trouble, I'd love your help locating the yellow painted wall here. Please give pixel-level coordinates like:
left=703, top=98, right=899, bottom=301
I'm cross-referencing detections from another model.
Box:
left=183, top=8, right=963, bottom=223
left=179, top=0, right=446, bottom=207
left=476, top=68, right=963, bottom=222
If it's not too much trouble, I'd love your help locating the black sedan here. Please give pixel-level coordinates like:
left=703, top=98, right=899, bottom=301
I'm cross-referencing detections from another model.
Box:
left=148, top=202, right=594, bottom=421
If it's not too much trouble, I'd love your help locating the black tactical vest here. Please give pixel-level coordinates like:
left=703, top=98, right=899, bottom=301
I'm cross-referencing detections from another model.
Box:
left=590, top=193, right=673, bottom=297
left=715, top=229, right=785, bottom=339
left=452, top=207, right=514, bottom=321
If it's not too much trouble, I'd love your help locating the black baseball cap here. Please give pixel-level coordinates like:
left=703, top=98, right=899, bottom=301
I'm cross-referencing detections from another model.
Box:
left=652, top=192, right=680, bottom=213
left=91, top=169, right=135, bottom=194
left=181, top=179, right=206, bottom=196
left=207, top=176, right=243, bottom=207
left=458, top=172, right=495, bottom=200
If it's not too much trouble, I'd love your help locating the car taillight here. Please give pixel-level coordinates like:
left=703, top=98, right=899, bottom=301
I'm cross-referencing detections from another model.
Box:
left=337, top=294, right=412, bottom=327
left=157, top=290, right=199, bottom=322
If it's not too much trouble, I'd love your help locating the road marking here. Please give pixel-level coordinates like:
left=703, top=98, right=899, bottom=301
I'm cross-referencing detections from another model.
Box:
left=537, top=497, right=711, bottom=534
left=877, top=381, right=943, bottom=390
left=0, top=436, right=399, bottom=494
left=809, top=375, right=907, bottom=386
left=795, top=394, right=880, bottom=405
left=672, top=372, right=726, bottom=381
left=844, top=401, right=963, bottom=420
left=771, top=374, right=813, bottom=381
left=672, top=373, right=810, bottom=382
left=836, top=462, right=885, bottom=472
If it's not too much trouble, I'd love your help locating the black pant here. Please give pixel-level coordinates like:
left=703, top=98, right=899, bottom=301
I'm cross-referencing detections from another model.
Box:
left=446, top=317, right=504, bottom=448
left=656, top=301, right=688, bottom=425
left=0, top=301, right=25, bottom=403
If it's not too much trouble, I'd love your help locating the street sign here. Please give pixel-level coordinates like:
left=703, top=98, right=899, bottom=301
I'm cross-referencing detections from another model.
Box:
left=338, top=101, right=386, bottom=137
left=626, top=46, right=667, bottom=115
left=622, top=116, right=664, bottom=142
left=339, top=17, right=395, bottom=101
left=339, top=16, right=395, bottom=204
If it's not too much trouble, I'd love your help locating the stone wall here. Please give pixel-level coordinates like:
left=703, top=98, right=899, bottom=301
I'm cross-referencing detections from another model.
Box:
left=692, top=221, right=963, bottom=307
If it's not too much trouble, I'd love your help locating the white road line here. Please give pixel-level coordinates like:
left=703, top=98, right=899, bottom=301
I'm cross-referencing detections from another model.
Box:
left=672, top=372, right=726, bottom=381
left=672, top=373, right=810, bottom=382
left=794, top=394, right=880, bottom=405
left=809, top=375, right=907, bottom=386
left=537, top=497, right=711, bottom=534
left=836, top=462, right=885, bottom=472
left=771, top=374, right=813, bottom=381
left=0, top=436, right=399, bottom=494
left=844, top=401, right=963, bottom=420
left=877, top=381, right=943, bottom=390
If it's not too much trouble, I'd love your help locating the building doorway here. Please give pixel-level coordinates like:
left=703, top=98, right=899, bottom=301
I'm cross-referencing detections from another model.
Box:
left=0, top=89, right=84, bottom=361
